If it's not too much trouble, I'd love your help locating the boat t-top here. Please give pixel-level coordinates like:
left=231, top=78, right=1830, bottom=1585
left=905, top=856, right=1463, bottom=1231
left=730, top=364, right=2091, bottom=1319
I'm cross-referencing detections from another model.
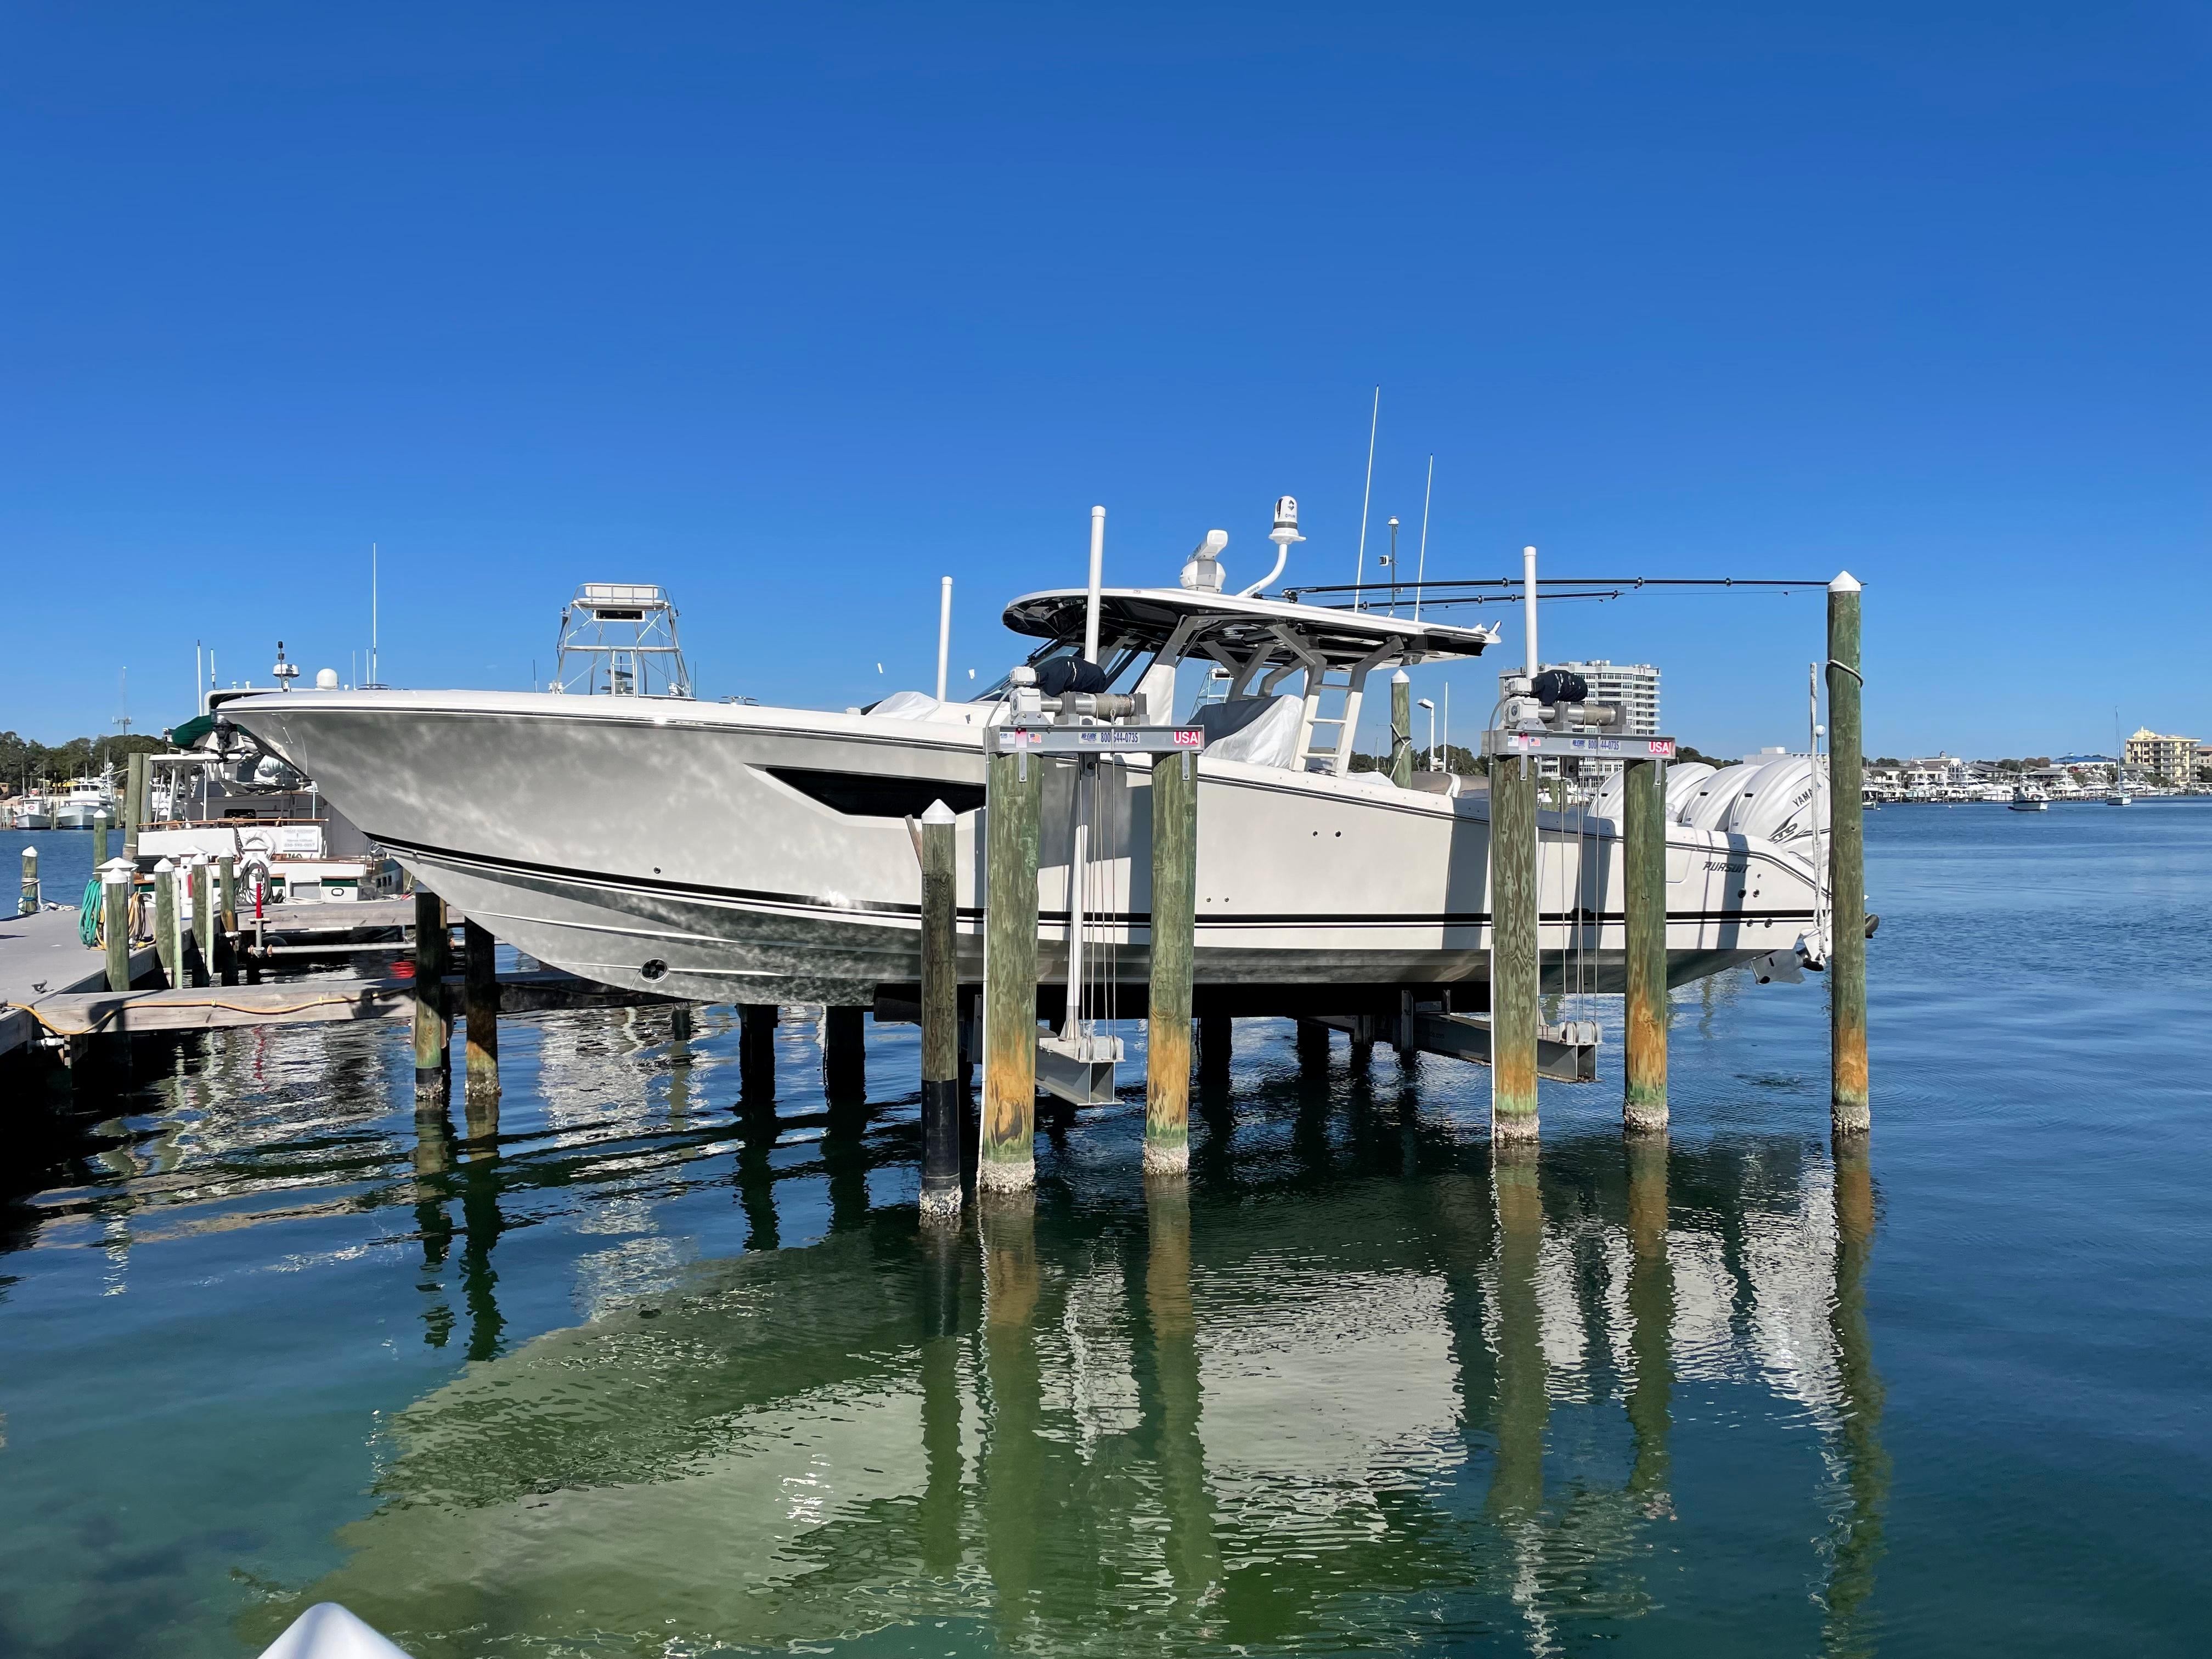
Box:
left=224, top=503, right=1836, bottom=1013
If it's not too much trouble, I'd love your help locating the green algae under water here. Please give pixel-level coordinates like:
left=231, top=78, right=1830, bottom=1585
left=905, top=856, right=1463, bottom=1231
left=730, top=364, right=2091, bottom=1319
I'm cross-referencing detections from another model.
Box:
left=3, top=805, right=2209, bottom=1658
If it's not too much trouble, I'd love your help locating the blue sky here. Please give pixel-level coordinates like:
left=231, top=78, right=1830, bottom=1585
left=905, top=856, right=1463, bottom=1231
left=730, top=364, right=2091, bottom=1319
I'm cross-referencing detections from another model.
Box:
left=3, top=2, right=2205, bottom=758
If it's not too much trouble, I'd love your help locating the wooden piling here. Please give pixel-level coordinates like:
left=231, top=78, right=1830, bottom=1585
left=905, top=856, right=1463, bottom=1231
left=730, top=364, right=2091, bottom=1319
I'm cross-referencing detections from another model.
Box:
left=1488, top=754, right=1542, bottom=1138
left=101, top=860, right=132, bottom=993
left=152, top=860, right=179, bottom=988
left=1295, top=1018, right=1331, bottom=1069
left=739, top=1004, right=779, bottom=1102
left=463, top=917, right=500, bottom=1114
left=822, top=1006, right=866, bottom=1102
left=92, top=810, right=110, bottom=867
left=412, top=890, right=450, bottom=1098
left=123, top=753, right=146, bottom=864
left=980, top=743, right=1042, bottom=1193
left=19, top=845, right=35, bottom=915
left=1622, top=754, right=1669, bottom=1132
left=216, top=855, right=238, bottom=985
left=188, top=859, right=212, bottom=987
left=1827, top=574, right=1869, bottom=1132
left=1389, top=668, right=1414, bottom=787
left=918, top=799, right=962, bottom=1218
left=1145, top=747, right=1198, bottom=1175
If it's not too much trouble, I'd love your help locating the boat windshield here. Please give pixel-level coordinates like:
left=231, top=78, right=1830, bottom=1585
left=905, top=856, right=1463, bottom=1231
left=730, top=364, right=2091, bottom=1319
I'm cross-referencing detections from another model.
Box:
left=973, top=636, right=1150, bottom=702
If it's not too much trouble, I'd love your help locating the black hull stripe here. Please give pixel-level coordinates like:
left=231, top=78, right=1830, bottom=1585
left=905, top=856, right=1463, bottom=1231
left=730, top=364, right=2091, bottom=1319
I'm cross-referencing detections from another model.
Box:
left=375, top=832, right=1815, bottom=930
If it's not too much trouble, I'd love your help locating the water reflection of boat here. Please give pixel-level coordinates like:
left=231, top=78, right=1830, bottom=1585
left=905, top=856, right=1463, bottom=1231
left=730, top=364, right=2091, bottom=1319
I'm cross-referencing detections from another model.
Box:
left=258, top=1125, right=1887, bottom=1655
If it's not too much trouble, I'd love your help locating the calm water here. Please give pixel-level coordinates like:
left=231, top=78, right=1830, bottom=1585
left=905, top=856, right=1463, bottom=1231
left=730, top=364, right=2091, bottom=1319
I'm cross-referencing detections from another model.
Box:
left=3, top=806, right=2208, bottom=1658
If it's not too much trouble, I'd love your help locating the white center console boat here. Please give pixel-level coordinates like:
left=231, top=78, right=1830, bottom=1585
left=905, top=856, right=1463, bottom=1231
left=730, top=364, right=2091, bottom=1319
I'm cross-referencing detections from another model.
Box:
left=224, top=529, right=1832, bottom=1012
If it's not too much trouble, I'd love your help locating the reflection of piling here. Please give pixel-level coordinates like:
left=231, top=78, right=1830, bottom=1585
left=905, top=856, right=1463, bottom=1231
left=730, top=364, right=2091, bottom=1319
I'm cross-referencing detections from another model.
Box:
left=1488, top=757, right=1542, bottom=1138
left=458, top=1149, right=507, bottom=1362
left=1146, top=1177, right=1221, bottom=1603
left=980, top=1195, right=1042, bottom=1620
left=980, top=745, right=1041, bottom=1193
left=1146, top=748, right=1198, bottom=1175
left=1622, top=755, right=1669, bottom=1132
left=822, top=1006, right=866, bottom=1102
left=463, top=918, right=500, bottom=1126
left=1828, top=574, right=1869, bottom=1132
left=1823, top=1135, right=1888, bottom=1656
left=735, top=1132, right=779, bottom=1251
left=918, top=1218, right=966, bottom=1572
left=1624, top=1133, right=1673, bottom=1508
left=1488, top=1143, right=1547, bottom=1516
left=412, top=890, right=450, bottom=1099
left=738, top=1004, right=778, bottom=1102
left=918, top=802, right=963, bottom=1218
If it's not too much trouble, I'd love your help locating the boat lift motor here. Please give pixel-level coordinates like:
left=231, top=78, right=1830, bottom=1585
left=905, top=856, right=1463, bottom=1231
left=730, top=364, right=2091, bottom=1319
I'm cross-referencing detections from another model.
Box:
left=1499, top=668, right=1620, bottom=736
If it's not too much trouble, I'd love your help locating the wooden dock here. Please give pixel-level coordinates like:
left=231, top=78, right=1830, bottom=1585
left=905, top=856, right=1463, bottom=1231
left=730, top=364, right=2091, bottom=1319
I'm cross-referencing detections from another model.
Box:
left=2, top=899, right=664, bottom=1068
left=0, top=907, right=157, bottom=1058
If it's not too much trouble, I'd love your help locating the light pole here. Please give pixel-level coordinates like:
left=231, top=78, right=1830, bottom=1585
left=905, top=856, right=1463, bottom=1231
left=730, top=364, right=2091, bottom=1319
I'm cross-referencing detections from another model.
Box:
left=1418, top=698, right=1436, bottom=770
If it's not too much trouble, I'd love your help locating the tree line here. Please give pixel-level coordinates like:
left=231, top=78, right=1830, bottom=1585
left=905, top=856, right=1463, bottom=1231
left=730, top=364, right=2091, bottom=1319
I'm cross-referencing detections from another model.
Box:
left=1, top=730, right=169, bottom=795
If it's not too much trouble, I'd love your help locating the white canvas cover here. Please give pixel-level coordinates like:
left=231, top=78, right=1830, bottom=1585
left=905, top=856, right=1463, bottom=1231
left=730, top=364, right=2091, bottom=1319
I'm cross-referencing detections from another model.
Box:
left=1193, top=695, right=1304, bottom=769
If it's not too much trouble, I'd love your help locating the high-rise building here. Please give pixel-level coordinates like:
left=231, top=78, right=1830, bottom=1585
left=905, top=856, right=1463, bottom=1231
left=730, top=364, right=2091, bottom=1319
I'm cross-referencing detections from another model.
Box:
left=2124, top=727, right=2198, bottom=784
left=1498, top=659, right=1661, bottom=776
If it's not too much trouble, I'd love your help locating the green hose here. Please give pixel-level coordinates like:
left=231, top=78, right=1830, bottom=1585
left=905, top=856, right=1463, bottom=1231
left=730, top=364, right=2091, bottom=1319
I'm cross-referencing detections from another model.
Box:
left=80, top=879, right=103, bottom=946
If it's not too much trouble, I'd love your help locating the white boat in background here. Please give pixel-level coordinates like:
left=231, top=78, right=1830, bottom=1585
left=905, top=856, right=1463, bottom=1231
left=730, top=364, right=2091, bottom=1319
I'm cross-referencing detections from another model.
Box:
left=225, top=512, right=1836, bottom=1009
left=50, top=771, right=117, bottom=829
left=2008, top=783, right=2049, bottom=812
left=2106, top=786, right=2132, bottom=806
left=10, top=792, right=55, bottom=830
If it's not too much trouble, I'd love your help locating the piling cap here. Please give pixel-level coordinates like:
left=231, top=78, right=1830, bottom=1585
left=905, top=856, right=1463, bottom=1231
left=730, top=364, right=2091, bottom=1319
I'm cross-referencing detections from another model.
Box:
left=100, top=858, right=133, bottom=882
left=1390, top=668, right=1410, bottom=684
left=153, top=858, right=176, bottom=872
left=919, top=799, right=958, bottom=825
left=1830, top=571, right=1861, bottom=592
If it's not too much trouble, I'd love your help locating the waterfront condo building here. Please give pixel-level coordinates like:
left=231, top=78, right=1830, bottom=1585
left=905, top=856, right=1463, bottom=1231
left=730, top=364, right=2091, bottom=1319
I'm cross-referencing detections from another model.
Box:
left=2124, top=727, right=2199, bottom=785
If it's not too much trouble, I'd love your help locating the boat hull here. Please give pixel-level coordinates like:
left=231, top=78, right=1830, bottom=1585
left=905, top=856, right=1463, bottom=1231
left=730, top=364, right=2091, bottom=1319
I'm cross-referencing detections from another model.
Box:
left=227, top=691, right=1828, bottom=1006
